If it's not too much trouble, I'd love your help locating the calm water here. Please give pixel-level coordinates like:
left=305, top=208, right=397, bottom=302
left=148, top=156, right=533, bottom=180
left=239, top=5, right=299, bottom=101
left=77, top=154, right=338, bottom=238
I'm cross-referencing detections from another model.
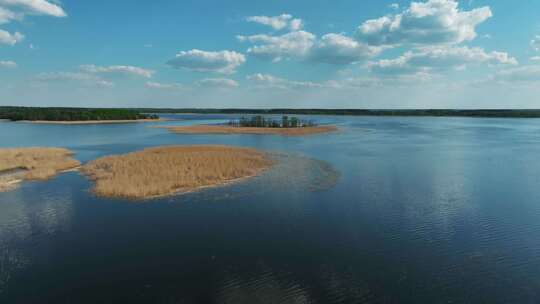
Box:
left=2, top=115, right=540, bottom=303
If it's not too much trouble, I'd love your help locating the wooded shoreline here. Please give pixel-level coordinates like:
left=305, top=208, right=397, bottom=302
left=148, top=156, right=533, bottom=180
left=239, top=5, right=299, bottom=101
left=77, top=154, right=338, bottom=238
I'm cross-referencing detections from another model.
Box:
left=4, top=106, right=540, bottom=119
left=0, top=107, right=159, bottom=122
left=134, top=108, right=540, bottom=118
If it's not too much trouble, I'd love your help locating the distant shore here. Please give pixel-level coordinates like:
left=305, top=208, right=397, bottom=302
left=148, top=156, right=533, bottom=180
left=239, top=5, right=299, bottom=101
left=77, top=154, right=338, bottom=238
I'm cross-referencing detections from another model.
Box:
left=26, top=118, right=171, bottom=125
left=81, top=145, right=272, bottom=200
left=119, top=108, right=540, bottom=118
left=162, top=125, right=338, bottom=136
left=7, top=107, right=540, bottom=119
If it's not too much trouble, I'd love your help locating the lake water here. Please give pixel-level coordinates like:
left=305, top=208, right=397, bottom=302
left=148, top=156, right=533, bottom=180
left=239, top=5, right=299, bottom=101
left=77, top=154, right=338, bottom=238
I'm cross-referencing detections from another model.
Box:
left=2, top=115, right=540, bottom=303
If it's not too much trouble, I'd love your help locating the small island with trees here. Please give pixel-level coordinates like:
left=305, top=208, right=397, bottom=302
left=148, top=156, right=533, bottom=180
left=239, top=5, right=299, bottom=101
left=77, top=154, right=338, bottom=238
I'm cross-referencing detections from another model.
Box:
left=0, top=106, right=160, bottom=124
left=229, top=115, right=316, bottom=128
left=165, top=115, right=338, bottom=136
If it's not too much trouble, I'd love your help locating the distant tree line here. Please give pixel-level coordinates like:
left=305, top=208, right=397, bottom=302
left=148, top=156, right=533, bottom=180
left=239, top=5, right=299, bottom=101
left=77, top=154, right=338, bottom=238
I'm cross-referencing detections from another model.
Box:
left=128, top=108, right=540, bottom=118
left=0, top=107, right=159, bottom=121
left=4, top=106, right=540, bottom=119
left=228, top=116, right=316, bottom=128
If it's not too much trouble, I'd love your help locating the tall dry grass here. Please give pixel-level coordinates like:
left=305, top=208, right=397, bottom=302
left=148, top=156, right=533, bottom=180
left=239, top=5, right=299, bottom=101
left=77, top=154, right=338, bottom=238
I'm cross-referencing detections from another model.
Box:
left=0, top=147, right=80, bottom=179
left=164, top=125, right=338, bottom=136
left=81, top=145, right=272, bottom=200
left=0, top=148, right=80, bottom=191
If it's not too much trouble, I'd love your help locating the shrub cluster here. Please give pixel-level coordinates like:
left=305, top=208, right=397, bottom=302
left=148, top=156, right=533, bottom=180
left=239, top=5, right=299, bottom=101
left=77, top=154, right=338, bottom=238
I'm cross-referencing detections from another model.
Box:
left=228, top=115, right=315, bottom=128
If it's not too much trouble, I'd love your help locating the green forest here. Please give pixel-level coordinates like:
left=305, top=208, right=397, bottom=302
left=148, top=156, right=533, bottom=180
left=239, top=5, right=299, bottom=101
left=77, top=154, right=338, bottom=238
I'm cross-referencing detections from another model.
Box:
left=0, top=107, right=159, bottom=121
left=3, top=106, right=540, bottom=121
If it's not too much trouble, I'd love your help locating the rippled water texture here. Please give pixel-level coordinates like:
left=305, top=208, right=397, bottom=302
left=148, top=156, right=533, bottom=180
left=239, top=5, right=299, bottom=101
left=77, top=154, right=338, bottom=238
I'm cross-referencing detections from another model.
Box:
left=2, top=115, right=540, bottom=303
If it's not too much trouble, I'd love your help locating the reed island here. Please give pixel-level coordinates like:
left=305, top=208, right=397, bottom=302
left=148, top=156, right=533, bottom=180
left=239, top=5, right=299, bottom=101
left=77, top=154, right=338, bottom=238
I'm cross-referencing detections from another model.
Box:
left=0, top=148, right=81, bottom=192
left=81, top=145, right=272, bottom=200
left=165, top=116, right=337, bottom=136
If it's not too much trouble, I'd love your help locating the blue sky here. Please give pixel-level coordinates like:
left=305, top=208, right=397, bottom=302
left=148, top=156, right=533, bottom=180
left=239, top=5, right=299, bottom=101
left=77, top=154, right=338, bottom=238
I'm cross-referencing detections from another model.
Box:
left=0, top=0, right=539, bottom=108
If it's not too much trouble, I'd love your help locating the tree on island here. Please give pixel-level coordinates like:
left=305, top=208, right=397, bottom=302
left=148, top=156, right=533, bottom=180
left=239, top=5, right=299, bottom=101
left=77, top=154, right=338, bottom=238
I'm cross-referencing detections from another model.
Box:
left=228, top=115, right=315, bottom=128
left=282, top=116, right=289, bottom=128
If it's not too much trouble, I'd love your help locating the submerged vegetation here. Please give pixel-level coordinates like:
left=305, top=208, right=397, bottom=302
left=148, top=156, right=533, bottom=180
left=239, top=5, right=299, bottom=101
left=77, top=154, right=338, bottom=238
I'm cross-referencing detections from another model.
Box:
left=81, top=145, right=272, bottom=200
left=0, top=106, right=159, bottom=122
left=0, top=148, right=80, bottom=192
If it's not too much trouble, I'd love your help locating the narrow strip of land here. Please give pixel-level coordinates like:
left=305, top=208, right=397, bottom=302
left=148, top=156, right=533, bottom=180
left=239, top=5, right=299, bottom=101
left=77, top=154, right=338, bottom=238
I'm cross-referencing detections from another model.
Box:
left=27, top=118, right=171, bottom=125
left=163, top=125, right=338, bottom=136
left=0, top=148, right=81, bottom=192
left=5, top=107, right=540, bottom=119
left=124, top=108, right=540, bottom=118
left=0, top=107, right=160, bottom=123
left=81, top=145, right=272, bottom=200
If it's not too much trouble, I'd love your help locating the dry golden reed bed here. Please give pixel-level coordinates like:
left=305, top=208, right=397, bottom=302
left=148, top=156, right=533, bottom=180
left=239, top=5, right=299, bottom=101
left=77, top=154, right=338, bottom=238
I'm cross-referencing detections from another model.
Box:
left=163, top=125, right=338, bottom=136
left=81, top=145, right=272, bottom=200
left=0, top=147, right=80, bottom=192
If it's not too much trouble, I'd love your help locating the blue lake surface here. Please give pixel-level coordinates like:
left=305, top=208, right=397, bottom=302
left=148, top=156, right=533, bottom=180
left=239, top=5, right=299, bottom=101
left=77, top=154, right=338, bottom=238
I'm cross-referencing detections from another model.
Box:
left=2, top=115, right=540, bottom=303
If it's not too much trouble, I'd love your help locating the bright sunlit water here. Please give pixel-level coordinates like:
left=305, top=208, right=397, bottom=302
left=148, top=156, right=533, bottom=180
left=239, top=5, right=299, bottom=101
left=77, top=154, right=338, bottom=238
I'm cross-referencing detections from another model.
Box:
left=2, top=115, right=540, bottom=303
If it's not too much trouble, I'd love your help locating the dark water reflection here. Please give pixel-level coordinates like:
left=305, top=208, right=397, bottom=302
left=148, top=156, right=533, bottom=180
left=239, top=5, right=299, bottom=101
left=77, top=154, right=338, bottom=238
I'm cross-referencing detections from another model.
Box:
left=2, top=115, right=540, bottom=303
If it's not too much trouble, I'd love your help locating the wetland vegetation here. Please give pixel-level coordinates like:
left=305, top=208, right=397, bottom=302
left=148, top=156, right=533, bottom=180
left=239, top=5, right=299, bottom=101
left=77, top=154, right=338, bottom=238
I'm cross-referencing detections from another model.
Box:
left=0, top=147, right=80, bottom=192
left=80, top=145, right=272, bottom=200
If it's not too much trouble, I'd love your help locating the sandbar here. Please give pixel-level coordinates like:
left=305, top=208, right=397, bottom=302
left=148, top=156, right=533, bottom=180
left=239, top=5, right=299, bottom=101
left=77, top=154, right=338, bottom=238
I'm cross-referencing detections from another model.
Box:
left=162, top=124, right=338, bottom=136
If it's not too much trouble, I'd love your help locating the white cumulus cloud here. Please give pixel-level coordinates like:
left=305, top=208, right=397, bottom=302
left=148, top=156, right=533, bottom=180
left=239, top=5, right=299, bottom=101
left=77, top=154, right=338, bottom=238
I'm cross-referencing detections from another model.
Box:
left=356, top=0, right=492, bottom=46
left=0, top=6, right=20, bottom=24
left=0, top=28, right=23, bottom=45
left=489, top=65, right=540, bottom=84
left=310, top=33, right=383, bottom=64
left=80, top=64, right=155, bottom=78
left=35, top=72, right=114, bottom=87
left=145, top=81, right=185, bottom=90
left=0, top=59, right=16, bottom=67
left=0, top=0, right=66, bottom=17
left=247, top=73, right=330, bottom=90
left=246, top=14, right=303, bottom=31
left=238, top=31, right=316, bottom=62
left=167, top=49, right=246, bottom=74
left=240, top=31, right=383, bottom=65
left=196, top=78, right=239, bottom=88
left=531, top=35, right=540, bottom=52
left=370, top=46, right=516, bottom=76
left=0, top=0, right=65, bottom=47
